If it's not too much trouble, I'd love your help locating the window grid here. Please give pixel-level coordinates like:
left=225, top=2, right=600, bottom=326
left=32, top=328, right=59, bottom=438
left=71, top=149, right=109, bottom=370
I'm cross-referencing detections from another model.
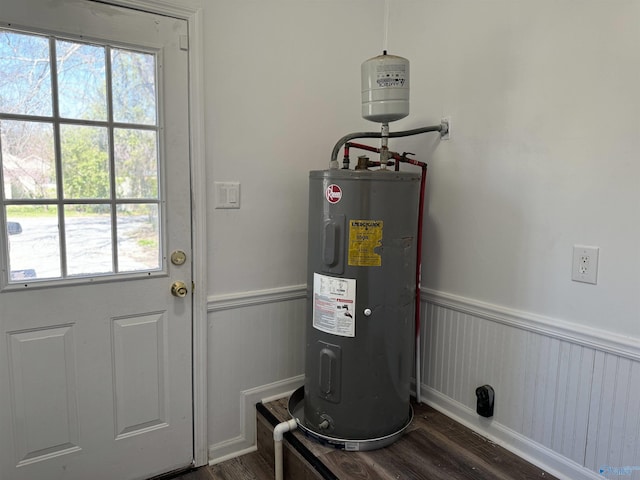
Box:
left=1, top=28, right=163, bottom=285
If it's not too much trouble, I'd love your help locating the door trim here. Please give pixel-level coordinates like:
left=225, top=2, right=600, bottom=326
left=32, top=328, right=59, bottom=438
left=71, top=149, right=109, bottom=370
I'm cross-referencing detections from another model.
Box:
left=93, top=0, right=208, bottom=467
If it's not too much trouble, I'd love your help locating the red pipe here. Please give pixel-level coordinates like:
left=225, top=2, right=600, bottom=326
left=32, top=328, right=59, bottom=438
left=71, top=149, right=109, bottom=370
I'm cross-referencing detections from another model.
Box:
left=392, top=152, right=426, bottom=169
left=379, top=151, right=428, bottom=339
left=346, top=142, right=380, bottom=154
left=391, top=152, right=427, bottom=336
left=340, top=141, right=431, bottom=402
left=346, top=144, right=427, bottom=334
left=342, top=142, right=428, bottom=338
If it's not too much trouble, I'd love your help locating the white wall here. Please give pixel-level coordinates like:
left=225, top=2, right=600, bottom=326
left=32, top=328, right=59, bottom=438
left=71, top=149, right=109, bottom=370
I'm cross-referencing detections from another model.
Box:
left=204, top=0, right=387, bottom=459
left=205, top=0, right=386, bottom=295
left=388, top=0, right=640, bottom=339
left=202, top=0, right=640, bottom=475
left=206, top=0, right=640, bottom=334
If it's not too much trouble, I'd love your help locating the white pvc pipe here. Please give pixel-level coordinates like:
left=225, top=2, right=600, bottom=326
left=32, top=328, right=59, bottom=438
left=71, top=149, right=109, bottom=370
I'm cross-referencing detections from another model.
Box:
left=273, top=418, right=297, bottom=480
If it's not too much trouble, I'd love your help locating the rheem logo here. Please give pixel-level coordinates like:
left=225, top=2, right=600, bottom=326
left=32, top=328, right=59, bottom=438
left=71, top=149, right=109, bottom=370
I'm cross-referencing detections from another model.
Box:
left=325, top=184, right=342, bottom=204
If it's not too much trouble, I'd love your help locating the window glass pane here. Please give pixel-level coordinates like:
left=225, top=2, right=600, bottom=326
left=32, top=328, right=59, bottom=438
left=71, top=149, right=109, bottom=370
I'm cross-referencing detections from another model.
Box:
left=114, top=128, right=158, bottom=199
left=61, top=124, right=110, bottom=199
left=0, top=30, right=52, bottom=116
left=117, top=203, right=160, bottom=272
left=111, top=49, right=156, bottom=125
left=65, top=204, right=112, bottom=276
left=6, top=205, right=61, bottom=281
left=1, top=120, right=57, bottom=199
left=57, top=40, right=107, bottom=121
left=1, top=30, right=166, bottom=284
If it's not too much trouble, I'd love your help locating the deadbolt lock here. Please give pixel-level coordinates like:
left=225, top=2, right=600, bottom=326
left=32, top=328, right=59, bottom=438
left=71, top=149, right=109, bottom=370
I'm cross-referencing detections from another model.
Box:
left=171, top=250, right=187, bottom=265
left=171, top=281, right=188, bottom=298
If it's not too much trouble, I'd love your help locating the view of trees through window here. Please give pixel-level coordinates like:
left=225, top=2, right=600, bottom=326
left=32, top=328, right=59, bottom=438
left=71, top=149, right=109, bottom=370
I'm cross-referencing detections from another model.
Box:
left=0, top=28, right=162, bottom=282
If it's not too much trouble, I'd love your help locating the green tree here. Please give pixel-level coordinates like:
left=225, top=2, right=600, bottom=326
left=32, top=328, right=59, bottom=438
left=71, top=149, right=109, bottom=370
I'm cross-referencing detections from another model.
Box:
left=114, top=128, right=158, bottom=200
left=61, top=125, right=109, bottom=210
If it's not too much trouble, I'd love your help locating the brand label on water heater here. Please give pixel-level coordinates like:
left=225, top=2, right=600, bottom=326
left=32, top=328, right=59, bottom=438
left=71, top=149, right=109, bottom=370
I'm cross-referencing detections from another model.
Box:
left=313, top=273, right=356, bottom=337
left=325, top=184, right=342, bottom=204
left=348, top=219, right=383, bottom=267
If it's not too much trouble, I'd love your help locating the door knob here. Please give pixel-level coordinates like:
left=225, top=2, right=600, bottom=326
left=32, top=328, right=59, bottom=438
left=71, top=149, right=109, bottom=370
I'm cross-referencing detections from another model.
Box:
left=171, top=281, right=188, bottom=298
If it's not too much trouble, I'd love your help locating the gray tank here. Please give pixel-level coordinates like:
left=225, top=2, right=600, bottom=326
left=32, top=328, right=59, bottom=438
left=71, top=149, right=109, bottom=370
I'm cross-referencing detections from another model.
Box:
left=303, top=168, right=420, bottom=443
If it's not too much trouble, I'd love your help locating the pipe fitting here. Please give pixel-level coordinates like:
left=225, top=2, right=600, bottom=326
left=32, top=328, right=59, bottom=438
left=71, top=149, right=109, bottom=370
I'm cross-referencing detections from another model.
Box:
left=440, top=119, right=449, bottom=137
left=355, top=155, right=369, bottom=170
left=273, top=418, right=298, bottom=442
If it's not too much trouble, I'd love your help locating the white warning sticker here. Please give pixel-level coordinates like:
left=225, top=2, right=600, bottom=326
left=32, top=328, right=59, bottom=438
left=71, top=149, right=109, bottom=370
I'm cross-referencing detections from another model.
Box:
left=313, top=273, right=356, bottom=337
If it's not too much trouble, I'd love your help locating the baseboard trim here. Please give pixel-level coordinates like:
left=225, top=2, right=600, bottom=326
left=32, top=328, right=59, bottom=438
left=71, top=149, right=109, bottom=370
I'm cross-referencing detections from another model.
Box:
left=207, top=285, right=307, bottom=312
left=208, top=375, right=305, bottom=464
left=422, top=288, right=640, bottom=361
left=420, top=385, right=603, bottom=480
left=208, top=445, right=257, bottom=467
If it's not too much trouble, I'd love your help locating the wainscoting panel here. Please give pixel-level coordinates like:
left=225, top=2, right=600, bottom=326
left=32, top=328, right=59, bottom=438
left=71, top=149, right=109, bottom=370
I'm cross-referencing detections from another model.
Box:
left=584, top=353, right=640, bottom=475
left=207, top=286, right=307, bottom=463
left=206, top=284, right=639, bottom=477
left=422, top=289, right=640, bottom=480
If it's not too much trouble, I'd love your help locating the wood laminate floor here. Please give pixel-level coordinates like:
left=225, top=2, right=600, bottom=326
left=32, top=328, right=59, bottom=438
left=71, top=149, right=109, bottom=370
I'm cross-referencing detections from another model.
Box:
left=175, top=397, right=560, bottom=480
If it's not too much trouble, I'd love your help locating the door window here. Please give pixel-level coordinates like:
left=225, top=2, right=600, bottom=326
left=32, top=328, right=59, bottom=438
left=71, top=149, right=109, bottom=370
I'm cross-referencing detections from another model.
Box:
left=0, top=28, right=163, bottom=285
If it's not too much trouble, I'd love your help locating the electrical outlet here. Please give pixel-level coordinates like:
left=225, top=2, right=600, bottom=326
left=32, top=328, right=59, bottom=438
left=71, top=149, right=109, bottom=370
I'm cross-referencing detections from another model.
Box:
left=572, top=245, right=599, bottom=284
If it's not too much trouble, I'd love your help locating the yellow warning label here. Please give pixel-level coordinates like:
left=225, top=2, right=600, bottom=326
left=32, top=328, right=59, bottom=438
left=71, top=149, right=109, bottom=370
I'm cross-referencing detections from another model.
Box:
left=348, top=220, right=383, bottom=267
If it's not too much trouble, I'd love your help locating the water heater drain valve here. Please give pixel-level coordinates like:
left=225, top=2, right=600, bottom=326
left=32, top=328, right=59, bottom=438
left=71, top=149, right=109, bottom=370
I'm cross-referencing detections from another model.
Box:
left=319, top=414, right=334, bottom=432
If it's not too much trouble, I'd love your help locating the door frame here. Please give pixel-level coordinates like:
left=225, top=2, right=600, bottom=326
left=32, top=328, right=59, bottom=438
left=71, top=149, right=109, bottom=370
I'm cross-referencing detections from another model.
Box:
left=93, top=0, right=208, bottom=467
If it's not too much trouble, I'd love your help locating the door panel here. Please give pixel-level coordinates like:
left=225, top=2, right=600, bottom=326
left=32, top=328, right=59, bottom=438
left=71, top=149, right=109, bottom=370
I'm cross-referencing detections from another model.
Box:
left=0, top=2, right=193, bottom=479
left=8, top=325, right=81, bottom=466
left=112, top=312, right=168, bottom=438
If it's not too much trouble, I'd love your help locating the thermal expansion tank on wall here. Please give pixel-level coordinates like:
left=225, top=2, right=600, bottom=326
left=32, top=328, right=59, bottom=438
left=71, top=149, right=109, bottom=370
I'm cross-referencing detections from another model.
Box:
left=304, top=169, right=420, bottom=442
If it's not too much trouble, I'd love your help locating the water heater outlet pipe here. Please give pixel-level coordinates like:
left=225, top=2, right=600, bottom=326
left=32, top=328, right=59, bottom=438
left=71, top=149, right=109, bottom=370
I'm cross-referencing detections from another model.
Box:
left=414, top=163, right=427, bottom=405
left=273, top=418, right=298, bottom=480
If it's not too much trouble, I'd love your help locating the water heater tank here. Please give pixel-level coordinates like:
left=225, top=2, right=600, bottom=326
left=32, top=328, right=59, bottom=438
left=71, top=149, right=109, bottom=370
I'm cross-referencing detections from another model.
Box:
left=361, top=53, right=410, bottom=123
left=303, top=169, right=420, bottom=447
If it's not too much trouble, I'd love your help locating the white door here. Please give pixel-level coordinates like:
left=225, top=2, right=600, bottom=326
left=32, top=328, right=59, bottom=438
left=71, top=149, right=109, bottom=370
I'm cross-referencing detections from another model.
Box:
left=0, top=2, right=193, bottom=480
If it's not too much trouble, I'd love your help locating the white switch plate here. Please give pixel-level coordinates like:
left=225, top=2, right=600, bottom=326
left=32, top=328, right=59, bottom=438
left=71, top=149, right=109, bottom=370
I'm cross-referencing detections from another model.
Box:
left=215, top=182, right=240, bottom=209
left=572, top=245, right=599, bottom=284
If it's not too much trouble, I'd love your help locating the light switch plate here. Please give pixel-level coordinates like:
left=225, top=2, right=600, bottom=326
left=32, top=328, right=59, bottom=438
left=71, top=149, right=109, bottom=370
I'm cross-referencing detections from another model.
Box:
left=215, top=182, right=240, bottom=209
